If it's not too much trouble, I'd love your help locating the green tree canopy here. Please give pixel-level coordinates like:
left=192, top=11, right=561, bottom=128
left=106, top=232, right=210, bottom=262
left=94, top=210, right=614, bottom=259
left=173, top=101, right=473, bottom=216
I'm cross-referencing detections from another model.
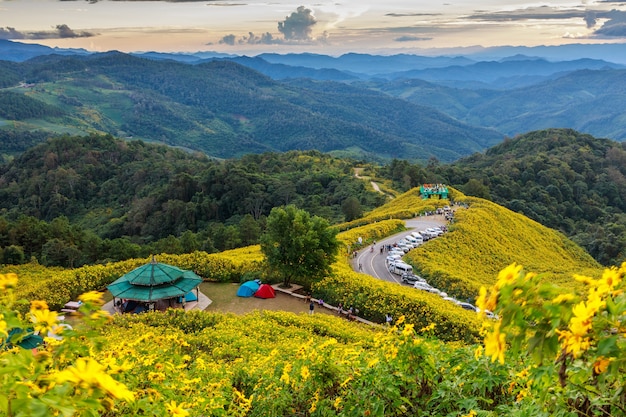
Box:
left=260, top=205, right=339, bottom=288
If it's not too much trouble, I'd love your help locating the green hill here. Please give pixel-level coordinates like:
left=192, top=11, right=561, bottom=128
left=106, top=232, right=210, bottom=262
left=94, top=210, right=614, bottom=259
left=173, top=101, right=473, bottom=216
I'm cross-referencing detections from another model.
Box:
left=0, top=134, right=385, bottom=265
left=437, top=129, right=626, bottom=265
left=0, top=52, right=502, bottom=162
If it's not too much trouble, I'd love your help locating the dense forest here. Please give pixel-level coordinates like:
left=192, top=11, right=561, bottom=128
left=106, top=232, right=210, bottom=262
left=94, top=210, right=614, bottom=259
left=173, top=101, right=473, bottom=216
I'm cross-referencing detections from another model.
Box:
left=0, top=134, right=384, bottom=267
left=1, top=129, right=625, bottom=268
left=384, top=129, right=626, bottom=265
left=0, top=52, right=501, bottom=162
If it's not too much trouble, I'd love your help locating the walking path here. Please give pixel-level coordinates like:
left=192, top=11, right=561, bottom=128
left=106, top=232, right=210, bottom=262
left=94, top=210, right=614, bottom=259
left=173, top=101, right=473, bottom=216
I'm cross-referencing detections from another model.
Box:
left=271, top=283, right=376, bottom=326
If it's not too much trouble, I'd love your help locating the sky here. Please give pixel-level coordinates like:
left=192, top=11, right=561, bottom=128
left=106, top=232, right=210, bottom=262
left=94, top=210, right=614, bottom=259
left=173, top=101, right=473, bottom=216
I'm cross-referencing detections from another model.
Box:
left=2, top=0, right=626, bottom=56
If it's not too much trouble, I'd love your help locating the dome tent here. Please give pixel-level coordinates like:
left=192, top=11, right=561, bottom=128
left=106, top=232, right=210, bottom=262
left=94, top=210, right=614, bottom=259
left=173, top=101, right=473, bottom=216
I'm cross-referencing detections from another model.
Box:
left=236, top=280, right=260, bottom=297
left=254, top=284, right=276, bottom=299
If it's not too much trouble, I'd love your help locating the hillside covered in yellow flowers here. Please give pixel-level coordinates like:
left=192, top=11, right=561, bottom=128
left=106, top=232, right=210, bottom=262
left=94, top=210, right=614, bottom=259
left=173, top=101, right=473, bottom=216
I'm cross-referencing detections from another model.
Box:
left=4, top=186, right=617, bottom=416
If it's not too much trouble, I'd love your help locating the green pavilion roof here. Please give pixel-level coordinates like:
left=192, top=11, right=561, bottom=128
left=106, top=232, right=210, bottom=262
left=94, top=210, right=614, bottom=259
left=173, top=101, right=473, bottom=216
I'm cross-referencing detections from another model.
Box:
left=107, top=260, right=202, bottom=302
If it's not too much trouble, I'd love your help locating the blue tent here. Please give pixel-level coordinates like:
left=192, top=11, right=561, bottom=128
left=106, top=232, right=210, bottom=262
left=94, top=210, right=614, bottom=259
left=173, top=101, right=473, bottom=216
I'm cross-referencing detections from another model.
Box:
left=237, top=280, right=260, bottom=297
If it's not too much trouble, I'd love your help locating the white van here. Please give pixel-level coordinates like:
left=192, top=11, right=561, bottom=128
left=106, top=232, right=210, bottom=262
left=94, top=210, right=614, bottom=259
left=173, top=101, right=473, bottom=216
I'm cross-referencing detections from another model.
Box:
left=388, top=261, right=413, bottom=275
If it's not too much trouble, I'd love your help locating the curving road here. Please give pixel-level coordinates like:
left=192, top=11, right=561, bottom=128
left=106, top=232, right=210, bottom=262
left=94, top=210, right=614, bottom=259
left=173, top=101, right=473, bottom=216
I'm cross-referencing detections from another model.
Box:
left=351, top=214, right=448, bottom=286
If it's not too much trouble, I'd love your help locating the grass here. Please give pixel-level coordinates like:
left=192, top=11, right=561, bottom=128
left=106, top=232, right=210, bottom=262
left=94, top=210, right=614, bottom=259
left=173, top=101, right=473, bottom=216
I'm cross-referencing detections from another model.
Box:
left=199, top=282, right=337, bottom=316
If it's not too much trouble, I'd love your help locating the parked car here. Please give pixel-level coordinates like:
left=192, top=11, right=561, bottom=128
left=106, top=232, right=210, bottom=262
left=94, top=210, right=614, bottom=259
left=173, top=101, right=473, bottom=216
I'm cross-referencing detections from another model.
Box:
left=397, top=244, right=411, bottom=253
left=386, top=254, right=402, bottom=264
left=419, top=230, right=435, bottom=240
left=401, top=273, right=425, bottom=284
left=413, top=281, right=432, bottom=291
left=457, top=302, right=478, bottom=312
left=410, top=232, right=424, bottom=242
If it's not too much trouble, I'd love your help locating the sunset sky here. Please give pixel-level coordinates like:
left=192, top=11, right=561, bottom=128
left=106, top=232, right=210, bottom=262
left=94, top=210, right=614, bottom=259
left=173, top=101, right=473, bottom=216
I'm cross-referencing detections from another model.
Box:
left=2, top=0, right=626, bottom=56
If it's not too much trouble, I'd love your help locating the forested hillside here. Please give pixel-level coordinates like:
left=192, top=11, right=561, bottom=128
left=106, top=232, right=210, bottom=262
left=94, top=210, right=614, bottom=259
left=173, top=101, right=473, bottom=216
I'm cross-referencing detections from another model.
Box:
left=0, top=134, right=384, bottom=267
left=437, top=129, right=626, bottom=265
left=366, top=68, right=626, bottom=141
left=0, top=52, right=501, bottom=162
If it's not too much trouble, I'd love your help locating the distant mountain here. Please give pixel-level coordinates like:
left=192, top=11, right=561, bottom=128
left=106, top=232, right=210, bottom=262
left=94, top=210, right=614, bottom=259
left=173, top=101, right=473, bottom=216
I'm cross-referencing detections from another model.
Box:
left=0, top=39, right=89, bottom=62
left=0, top=52, right=502, bottom=162
left=368, top=68, right=626, bottom=142
left=205, top=56, right=359, bottom=81
left=382, top=57, right=624, bottom=88
left=256, top=52, right=476, bottom=76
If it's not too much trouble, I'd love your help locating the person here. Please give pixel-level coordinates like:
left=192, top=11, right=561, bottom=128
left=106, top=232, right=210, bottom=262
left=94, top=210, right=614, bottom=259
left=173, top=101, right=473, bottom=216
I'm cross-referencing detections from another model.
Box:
left=309, top=301, right=315, bottom=315
left=337, top=302, right=343, bottom=315
left=385, top=313, right=393, bottom=326
left=305, top=292, right=311, bottom=303
left=358, top=263, right=362, bottom=271
left=318, top=298, right=324, bottom=307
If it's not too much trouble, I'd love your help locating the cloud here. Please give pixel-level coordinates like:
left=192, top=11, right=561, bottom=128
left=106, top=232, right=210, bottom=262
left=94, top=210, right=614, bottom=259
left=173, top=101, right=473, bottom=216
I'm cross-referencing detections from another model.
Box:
left=277, top=6, right=316, bottom=41
left=0, top=24, right=95, bottom=40
left=394, top=35, right=432, bottom=42
left=584, top=11, right=598, bottom=28
left=386, top=13, right=441, bottom=18
left=220, top=32, right=278, bottom=45
left=466, top=6, right=589, bottom=22
left=594, top=10, right=626, bottom=36
left=0, top=27, right=26, bottom=40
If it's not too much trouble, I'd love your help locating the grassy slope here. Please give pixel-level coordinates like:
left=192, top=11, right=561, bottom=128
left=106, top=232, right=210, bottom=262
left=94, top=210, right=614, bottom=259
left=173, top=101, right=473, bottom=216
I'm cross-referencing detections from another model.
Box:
left=405, top=195, right=601, bottom=300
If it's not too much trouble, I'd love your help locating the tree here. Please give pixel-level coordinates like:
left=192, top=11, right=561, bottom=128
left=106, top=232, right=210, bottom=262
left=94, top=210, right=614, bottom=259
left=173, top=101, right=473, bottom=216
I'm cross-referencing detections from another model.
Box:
left=260, top=205, right=339, bottom=288
left=341, top=196, right=362, bottom=222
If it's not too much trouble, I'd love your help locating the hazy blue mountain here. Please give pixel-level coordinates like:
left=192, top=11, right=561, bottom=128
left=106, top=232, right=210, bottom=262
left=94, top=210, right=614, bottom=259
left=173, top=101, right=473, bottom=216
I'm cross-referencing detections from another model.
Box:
left=205, top=56, right=359, bottom=81
left=256, top=52, right=476, bottom=76
left=367, top=67, right=626, bottom=142
left=0, top=39, right=89, bottom=62
left=382, top=57, right=624, bottom=88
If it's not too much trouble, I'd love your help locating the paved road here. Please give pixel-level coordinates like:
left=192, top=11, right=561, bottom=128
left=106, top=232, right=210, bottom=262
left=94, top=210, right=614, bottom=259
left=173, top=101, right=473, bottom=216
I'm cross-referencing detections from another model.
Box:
left=352, top=215, right=448, bottom=286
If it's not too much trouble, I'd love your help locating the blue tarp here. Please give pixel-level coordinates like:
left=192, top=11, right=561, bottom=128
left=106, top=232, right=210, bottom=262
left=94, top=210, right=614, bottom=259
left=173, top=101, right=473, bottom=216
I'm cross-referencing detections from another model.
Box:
left=237, top=280, right=260, bottom=297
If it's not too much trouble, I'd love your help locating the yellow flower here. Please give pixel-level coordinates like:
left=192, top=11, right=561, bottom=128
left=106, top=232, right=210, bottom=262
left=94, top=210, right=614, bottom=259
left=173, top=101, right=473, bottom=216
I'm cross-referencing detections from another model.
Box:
left=420, top=323, right=436, bottom=333
left=556, top=329, right=590, bottom=358
left=0, top=273, right=18, bottom=290
left=333, top=396, right=342, bottom=410
left=495, top=263, right=523, bottom=289
left=474, top=345, right=483, bottom=361
left=55, top=357, right=134, bottom=402
left=484, top=321, right=506, bottom=364
left=402, top=323, right=415, bottom=336
left=29, top=308, right=59, bottom=335
left=551, top=294, right=575, bottom=304
left=0, top=315, right=7, bottom=338
left=30, top=300, right=49, bottom=311
left=300, top=365, right=310, bottom=381
left=79, top=291, right=104, bottom=305
left=593, top=357, right=611, bottom=375
left=461, top=411, right=477, bottom=417
left=165, top=400, right=189, bottom=417
left=476, top=286, right=498, bottom=313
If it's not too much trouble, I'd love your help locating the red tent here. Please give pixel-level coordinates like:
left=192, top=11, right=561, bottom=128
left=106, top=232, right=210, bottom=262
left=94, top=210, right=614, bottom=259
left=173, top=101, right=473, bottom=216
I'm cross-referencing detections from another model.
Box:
left=254, top=284, right=276, bottom=299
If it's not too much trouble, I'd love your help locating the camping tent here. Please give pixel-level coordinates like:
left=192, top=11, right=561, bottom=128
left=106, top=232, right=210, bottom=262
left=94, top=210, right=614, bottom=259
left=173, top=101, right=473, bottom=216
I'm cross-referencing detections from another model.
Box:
left=237, top=280, right=260, bottom=297
left=254, top=284, right=276, bottom=299
left=107, top=258, right=202, bottom=303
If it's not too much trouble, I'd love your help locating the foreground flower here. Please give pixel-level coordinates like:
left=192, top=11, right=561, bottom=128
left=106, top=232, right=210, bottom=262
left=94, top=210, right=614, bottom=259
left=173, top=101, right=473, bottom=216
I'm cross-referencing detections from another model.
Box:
left=495, top=263, right=523, bottom=289
left=165, top=400, right=189, bottom=417
left=55, top=357, right=134, bottom=402
left=484, top=321, right=506, bottom=364
left=0, top=273, right=18, bottom=290
left=29, top=308, right=59, bottom=335
left=79, top=291, right=105, bottom=305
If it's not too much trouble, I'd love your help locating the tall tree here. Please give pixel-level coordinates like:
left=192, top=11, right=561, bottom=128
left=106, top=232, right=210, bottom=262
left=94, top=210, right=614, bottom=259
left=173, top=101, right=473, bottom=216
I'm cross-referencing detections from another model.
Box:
left=260, top=205, right=339, bottom=288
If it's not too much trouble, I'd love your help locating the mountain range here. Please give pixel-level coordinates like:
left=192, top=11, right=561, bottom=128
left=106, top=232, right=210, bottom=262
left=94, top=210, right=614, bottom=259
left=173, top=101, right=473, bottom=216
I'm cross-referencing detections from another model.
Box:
left=1, top=39, right=626, bottom=162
